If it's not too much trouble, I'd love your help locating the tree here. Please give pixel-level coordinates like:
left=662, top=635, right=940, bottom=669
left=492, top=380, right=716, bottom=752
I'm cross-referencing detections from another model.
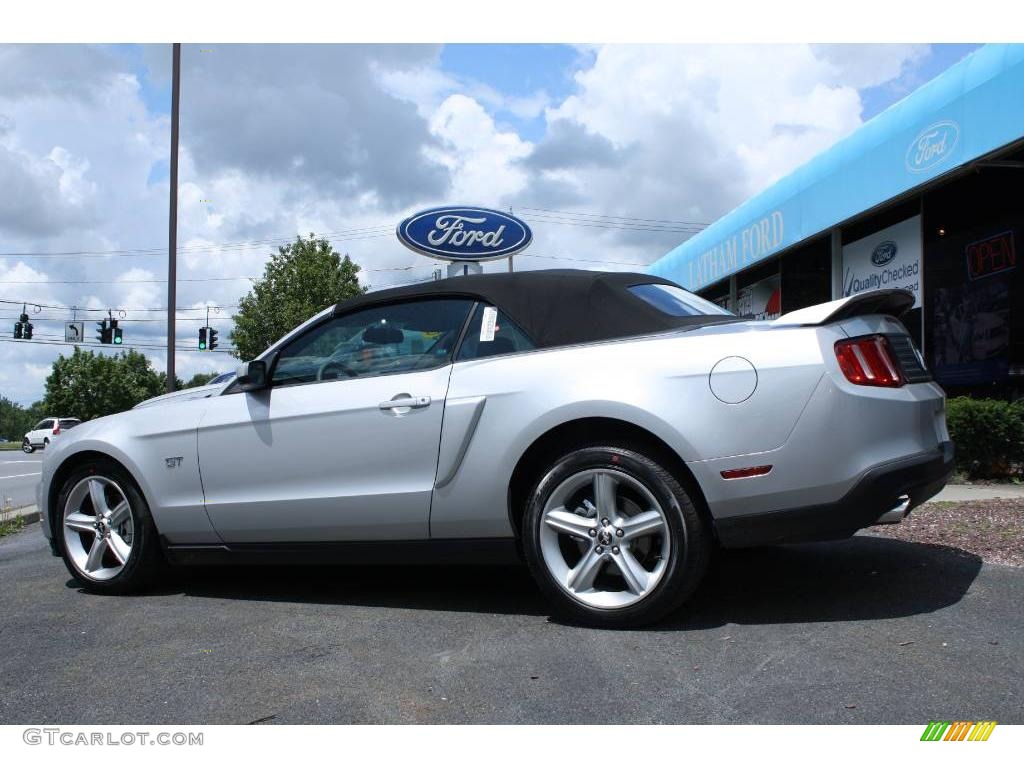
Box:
left=0, top=397, right=57, bottom=440
left=43, top=348, right=166, bottom=421
left=0, top=396, right=33, bottom=440
left=184, top=372, right=217, bottom=388
left=230, top=233, right=364, bottom=360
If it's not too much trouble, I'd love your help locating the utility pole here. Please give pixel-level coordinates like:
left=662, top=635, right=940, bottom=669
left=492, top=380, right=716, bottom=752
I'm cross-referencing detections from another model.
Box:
left=167, top=42, right=181, bottom=392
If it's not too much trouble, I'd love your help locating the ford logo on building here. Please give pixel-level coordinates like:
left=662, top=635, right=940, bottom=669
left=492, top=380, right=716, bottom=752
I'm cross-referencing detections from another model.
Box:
left=871, top=240, right=898, bottom=266
left=905, top=120, right=959, bottom=173
left=397, top=206, right=533, bottom=261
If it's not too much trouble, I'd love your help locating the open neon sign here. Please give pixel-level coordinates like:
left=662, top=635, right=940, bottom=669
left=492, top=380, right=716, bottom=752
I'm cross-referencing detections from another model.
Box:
left=966, top=230, right=1016, bottom=280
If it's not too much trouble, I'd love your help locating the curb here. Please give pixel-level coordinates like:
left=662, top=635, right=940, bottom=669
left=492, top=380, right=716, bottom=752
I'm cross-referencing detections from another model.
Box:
left=934, top=484, right=1024, bottom=502
left=2, top=505, right=39, bottom=526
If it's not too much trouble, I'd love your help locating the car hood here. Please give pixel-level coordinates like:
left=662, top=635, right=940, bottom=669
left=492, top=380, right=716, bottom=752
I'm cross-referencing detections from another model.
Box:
left=133, top=383, right=223, bottom=409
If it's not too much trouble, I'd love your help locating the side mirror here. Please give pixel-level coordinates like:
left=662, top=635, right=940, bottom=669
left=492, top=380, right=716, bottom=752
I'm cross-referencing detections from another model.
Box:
left=235, top=360, right=268, bottom=391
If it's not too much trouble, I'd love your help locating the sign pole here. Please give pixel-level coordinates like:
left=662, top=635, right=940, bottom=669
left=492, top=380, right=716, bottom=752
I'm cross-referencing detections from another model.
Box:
left=166, top=43, right=181, bottom=392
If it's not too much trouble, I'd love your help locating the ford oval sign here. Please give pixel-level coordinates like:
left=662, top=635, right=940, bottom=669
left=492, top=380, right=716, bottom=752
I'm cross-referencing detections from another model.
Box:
left=905, top=120, right=959, bottom=173
left=397, top=206, right=532, bottom=262
left=871, top=240, right=898, bottom=267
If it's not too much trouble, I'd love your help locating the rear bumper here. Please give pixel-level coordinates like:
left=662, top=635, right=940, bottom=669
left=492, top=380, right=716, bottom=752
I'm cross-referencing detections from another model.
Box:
left=715, top=440, right=954, bottom=548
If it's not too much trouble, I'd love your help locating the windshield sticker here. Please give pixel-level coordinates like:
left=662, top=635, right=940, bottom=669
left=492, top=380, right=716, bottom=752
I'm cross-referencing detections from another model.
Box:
left=480, top=306, right=498, bottom=342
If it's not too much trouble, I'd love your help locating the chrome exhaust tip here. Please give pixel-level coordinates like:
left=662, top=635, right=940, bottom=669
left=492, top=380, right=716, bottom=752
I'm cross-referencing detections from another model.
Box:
left=875, top=495, right=911, bottom=525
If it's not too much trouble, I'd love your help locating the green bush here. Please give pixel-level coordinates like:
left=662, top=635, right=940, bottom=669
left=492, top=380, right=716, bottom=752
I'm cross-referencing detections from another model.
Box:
left=945, top=397, right=1024, bottom=479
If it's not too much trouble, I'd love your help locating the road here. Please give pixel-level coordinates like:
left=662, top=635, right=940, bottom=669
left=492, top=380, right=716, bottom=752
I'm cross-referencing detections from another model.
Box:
left=0, top=450, right=42, bottom=510
left=0, top=522, right=1021, bottom=724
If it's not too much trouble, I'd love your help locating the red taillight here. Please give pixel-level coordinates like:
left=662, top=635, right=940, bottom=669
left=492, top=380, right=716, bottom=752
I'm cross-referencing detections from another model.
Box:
left=52, top=424, right=61, bottom=435
left=835, top=335, right=903, bottom=387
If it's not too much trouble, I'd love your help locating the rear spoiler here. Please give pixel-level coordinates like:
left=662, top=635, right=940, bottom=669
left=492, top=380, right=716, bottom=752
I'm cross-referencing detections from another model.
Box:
left=770, top=289, right=914, bottom=327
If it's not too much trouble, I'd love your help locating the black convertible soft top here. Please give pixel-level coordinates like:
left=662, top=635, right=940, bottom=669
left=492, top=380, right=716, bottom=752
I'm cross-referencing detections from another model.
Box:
left=332, top=269, right=734, bottom=349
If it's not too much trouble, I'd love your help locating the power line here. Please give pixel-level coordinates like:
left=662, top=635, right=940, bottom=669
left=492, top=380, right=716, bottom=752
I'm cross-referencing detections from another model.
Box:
left=517, top=251, right=655, bottom=267
left=0, top=277, right=259, bottom=285
left=0, top=225, right=394, bottom=258
left=0, top=299, right=239, bottom=312
left=0, top=315, right=229, bottom=323
left=0, top=262, right=415, bottom=286
left=520, top=213, right=704, bottom=234
left=518, top=206, right=709, bottom=227
left=0, top=337, right=237, bottom=354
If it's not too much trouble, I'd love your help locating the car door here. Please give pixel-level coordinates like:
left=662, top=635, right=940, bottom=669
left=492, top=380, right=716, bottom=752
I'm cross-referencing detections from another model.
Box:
left=196, top=297, right=475, bottom=543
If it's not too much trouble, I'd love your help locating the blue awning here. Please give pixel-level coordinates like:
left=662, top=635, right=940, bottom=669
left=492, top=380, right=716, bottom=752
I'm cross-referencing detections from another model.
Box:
left=648, top=44, right=1024, bottom=292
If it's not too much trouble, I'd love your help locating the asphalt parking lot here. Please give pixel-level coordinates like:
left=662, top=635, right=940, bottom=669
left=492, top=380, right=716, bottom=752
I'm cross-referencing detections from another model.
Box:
left=1, top=522, right=1021, bottom=724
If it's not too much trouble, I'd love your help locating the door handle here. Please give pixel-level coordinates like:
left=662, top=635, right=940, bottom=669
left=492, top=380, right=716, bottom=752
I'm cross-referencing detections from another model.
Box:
left=379, top=395, right=431, bottom=411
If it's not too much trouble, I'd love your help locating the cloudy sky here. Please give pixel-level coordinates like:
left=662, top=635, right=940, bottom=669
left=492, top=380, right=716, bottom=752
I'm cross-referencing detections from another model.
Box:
left=0, top=43, right=979, bottom=405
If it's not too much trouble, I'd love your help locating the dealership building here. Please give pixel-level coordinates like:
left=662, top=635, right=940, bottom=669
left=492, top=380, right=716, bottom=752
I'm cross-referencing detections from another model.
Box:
left=648, top=43, right=1024, bottom=398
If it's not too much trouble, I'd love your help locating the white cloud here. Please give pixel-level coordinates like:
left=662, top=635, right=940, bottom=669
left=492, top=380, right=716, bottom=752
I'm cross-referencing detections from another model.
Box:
left=812, top=44, right=930, bottom=90
left=0, top=138, right=98, bottom=237
left=427, top=94, right=532, bottom=204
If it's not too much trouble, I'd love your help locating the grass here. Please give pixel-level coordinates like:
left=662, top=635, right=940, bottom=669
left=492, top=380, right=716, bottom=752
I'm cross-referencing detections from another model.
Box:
left=0, top=442, right=24, bottom=451
left=0, top=514, right=25, bottom=538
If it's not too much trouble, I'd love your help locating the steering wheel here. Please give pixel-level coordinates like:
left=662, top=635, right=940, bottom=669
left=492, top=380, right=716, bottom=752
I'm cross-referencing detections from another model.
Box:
left=316, top=357, right=358, bottom=381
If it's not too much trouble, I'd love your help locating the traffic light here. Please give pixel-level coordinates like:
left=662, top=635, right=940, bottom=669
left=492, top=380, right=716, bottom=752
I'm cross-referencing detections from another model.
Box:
left=208, top=327, right=219, bottom=350
left=14, top=310, right=31, bottom=340
left=198, top=327, right=208, bottom=350
left=96, top=318, right=112, bottom=344
left=111, top=319, right=122, bottom=345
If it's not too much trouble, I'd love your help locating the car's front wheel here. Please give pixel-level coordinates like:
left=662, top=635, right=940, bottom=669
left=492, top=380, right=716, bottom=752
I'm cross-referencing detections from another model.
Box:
left=22, top=438, right=34, bottom=453
left=522, top=445, right=710, bottom=627
left=56, top=460, right=165, bottom=594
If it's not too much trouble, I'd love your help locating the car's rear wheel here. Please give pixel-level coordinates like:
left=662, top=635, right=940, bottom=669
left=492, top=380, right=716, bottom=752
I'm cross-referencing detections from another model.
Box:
left=522, top=445, right=710, bottom=627
left=43, top=438, right=49, bottom=449
left=22, top=438, right=34, bottom=453
left=57, top=460, right=165, bottom=594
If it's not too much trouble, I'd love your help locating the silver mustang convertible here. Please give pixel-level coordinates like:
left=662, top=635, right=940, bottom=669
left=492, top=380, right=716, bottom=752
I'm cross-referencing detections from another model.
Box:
left=37, top=270, right=953, bottom=626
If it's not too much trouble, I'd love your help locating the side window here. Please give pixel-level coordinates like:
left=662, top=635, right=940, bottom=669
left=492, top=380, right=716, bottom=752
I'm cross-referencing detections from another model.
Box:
left=271, top=298, right=474, bottom=387
left=456, top=304, right=536, bottom=361
left=35, top=420, right=53, bottom=431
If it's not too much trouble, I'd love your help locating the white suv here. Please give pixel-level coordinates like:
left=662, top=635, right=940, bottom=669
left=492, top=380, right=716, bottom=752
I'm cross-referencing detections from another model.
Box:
left=23, top=417, right=80, bottom=453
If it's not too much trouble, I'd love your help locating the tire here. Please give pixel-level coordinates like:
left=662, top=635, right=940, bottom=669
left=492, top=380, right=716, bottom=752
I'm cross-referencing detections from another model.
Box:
left=22, top=439, right=34, bottom=454
left=43, top=438, right=49, bottom=449
left=522, top=445, right=710, bottom=628
left=55, top=459, right=166, bottom=595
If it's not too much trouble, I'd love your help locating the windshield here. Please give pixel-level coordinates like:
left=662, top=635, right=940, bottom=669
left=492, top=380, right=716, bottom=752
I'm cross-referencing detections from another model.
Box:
left=629, top=283, right=735, bottom=317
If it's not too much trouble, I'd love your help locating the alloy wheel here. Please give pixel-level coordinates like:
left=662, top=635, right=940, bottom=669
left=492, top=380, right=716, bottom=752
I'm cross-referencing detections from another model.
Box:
left=62, top=476, right=134, bottom=581
left=538, top=468, right=672, bottom=609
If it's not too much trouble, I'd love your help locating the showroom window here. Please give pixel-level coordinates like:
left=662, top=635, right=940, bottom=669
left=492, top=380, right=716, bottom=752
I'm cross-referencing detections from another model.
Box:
left=735, top=258, right=781, bottom=321
left=456, top=304, right=536, bottom=361
left=924, top=163, right=1023, bottom=396
left=780, top=235, right=830, bottom=313
left=271, top=298, right=475, bottom=386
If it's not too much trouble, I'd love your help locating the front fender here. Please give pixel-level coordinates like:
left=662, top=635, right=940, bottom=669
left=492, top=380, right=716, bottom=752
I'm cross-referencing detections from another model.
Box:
left=40, top=399, right=220, bottom=545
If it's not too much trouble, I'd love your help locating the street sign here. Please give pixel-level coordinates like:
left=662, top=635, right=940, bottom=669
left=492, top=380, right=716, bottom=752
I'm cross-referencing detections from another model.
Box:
left=65, top=321, right=85, bottom=343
